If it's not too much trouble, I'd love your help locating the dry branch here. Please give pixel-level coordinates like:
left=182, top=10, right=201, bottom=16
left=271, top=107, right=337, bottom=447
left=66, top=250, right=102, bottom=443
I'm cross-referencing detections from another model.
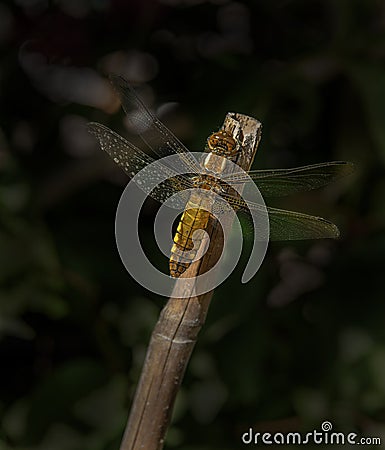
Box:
left=119, top=112, right=262, bottom=450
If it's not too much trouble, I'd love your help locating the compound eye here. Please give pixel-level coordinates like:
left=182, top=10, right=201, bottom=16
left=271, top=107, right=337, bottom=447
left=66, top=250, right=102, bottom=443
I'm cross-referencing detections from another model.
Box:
left=207, top=133, right=220, bottom=150
left=207, top=130, right=237, bottom=153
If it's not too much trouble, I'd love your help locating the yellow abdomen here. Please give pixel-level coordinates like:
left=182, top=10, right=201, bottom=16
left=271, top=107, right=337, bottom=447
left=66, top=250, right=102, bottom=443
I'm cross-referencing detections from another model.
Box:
left=169, top=192, right=211, bottom=277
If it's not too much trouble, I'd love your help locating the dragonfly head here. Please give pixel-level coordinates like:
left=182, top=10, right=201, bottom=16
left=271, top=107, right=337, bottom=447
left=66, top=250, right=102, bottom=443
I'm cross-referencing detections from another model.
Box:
left=207, top=130, right=237, bottom=157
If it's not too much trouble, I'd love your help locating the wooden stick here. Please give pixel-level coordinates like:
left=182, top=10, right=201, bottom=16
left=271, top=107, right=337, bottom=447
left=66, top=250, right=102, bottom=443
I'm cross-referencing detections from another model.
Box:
left=119, top=113, right=262, bottom=450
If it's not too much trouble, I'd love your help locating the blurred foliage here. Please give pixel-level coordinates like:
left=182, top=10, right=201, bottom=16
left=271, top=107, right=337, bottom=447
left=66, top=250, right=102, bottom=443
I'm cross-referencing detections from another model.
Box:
left=0, top=0, right=385, bottom=448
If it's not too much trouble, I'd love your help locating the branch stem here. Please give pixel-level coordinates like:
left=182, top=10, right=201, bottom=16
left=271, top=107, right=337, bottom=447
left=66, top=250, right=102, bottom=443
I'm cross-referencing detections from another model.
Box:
left=119, top=113, right=262, bottom=450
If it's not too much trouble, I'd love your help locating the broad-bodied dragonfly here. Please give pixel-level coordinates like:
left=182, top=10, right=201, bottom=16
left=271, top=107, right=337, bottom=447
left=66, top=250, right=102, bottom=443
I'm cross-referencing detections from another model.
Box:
left=88, top=75, right=353, bottom=277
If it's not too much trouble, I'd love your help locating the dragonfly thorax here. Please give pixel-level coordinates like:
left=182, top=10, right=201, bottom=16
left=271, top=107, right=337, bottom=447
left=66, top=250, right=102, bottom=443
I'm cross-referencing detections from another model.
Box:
left=191, top=174, right=226, bottom=193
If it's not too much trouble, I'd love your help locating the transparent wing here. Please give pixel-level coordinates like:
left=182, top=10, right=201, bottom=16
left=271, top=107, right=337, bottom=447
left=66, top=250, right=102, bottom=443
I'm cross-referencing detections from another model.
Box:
left=88, top=122, right=194, bottom=204
left=266, top=207, right=339, bottom=240
left=109, top=74, right=201, bottom=174
left=219, top=191, right=339, bottom=240
left=222, top=161, right=354, bottom=197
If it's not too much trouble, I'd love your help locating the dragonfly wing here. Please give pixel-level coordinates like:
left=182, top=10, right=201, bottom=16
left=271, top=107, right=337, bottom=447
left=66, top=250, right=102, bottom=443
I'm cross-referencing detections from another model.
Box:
left=109, top=75, right=201, bottom=173
left=222, top=161, right=354, bottom=197
left=88, top=122, right=155, bottom=176
left=220, top=192, right=339, bottom=240
left=88, top=122, right=194, bottom=204
left=265, top=206, right=339, bottom=240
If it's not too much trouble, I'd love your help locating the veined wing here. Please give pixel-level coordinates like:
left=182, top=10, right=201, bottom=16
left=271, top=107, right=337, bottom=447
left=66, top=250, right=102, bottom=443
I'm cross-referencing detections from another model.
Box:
left=88, top=122, right=194, bottom=203
left=222, top=161, right=354, bottom=197
left=109, top=75, right=202, bottom=174
left=266, top=206, right=339, bottom=240
left=220, top=192, right=339, bottom=240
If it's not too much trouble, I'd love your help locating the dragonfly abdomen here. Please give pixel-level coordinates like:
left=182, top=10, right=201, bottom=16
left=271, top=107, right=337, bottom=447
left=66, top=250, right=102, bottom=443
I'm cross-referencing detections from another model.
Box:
left=169, top=193, right=211, bottom=278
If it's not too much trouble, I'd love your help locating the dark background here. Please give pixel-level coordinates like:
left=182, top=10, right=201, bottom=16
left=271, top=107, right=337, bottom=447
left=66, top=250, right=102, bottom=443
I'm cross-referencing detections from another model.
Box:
left=1, top=0, right=385, bottom=449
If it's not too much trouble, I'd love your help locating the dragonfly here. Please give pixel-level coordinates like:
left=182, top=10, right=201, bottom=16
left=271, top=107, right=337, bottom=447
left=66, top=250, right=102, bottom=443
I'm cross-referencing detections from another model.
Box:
left=88, top=75, right=354, bottom=278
